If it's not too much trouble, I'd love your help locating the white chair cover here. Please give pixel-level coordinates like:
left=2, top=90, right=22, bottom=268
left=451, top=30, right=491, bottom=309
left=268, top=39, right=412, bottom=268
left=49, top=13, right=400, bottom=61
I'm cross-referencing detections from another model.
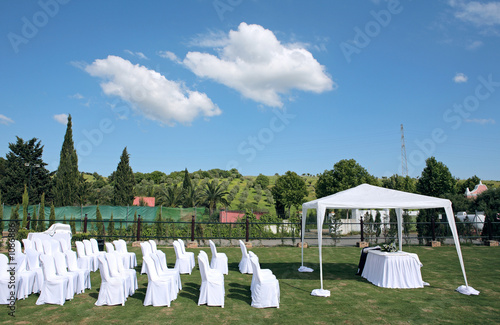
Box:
left=95, top=255, right=127, bottom=306
left=249, top=255, right=280, bottom=308
left=14, top=253, right=38, bottom=299
left=22, top=239, right=33, bottom=253
left=83, top=240, right=99, bottom=271
left=90, top=238, right=106, bottom=257
left=25, top=248, right=44, bottom=293
left=140, top=242, right=153, bottom=274
left=248, top=252, right=273, bottom=289
left=198, top=252, right=224, bottom=308
left=66, top=250, right=91, bottom=290
left=117, top=239, right=137, bottom=268
left=115, top=252, right=138, bottom=294
left=112, top=240, right=131, bottom=269
left=53, top=251, right=80, bottom=296
left=238, top=240, right=252, bottom=274
left=0, top=254, right=19, bottom=304
left=57, top=238, right=70, bottom=253
left=172, top=241, right=193, bottom=274
left=75, top=241, right=93, bottom=272
left=33, top=238, right=44, bottom=254
left=106, top=242, right=115, bottom=253
left=148, top=240, right=157, bottom=253
left=209, top=240, right=228, bottom=275
left=155, top=250, right=182, bottom=290
left=143, top=255, right=174, bottom=307
left=178, top=239, right=195, bottom=268
left=36, top=254, right=70, bottom=306
left=150, top=253, right=180, bottom=298
left=105, top=253, right=133, bottom=297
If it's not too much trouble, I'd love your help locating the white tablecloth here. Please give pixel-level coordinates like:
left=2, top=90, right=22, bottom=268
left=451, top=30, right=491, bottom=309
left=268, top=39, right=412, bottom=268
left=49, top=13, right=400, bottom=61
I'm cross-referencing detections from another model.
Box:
left=361, top=250, right=428, bottom=289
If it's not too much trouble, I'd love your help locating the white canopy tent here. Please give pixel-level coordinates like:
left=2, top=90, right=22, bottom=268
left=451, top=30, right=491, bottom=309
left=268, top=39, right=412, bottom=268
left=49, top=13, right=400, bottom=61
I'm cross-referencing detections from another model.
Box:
left=300, top=184, right=478, bottom=296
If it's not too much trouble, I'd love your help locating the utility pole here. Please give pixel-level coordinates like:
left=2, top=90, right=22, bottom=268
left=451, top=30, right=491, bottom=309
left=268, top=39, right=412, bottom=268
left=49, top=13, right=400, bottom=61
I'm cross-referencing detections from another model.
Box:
left=400, top=124, right=408, bottom=177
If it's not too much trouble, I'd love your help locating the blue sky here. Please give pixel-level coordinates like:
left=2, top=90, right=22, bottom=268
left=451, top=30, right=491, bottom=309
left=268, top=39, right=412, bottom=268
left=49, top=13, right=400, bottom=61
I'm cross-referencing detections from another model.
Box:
left=1, top=0, right=499, bottom=180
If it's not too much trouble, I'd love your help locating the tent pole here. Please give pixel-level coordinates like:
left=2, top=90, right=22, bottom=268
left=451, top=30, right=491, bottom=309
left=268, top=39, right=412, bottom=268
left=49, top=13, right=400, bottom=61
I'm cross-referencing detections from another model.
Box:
left=301, top=208, right=306, bottom=267
left=396, top=208, right=403, bottom=251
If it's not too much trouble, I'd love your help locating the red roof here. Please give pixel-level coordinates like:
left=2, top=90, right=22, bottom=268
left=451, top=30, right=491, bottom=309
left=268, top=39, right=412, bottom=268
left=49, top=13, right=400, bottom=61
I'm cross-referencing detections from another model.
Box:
left=133, top=197, right=156, bottom=207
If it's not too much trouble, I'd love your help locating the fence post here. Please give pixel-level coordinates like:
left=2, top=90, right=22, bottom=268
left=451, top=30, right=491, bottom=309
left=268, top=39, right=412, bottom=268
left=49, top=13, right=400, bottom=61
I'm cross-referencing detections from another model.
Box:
left=83, top=214, right=88, bottom=233
left=137, top=215, right=141, bottom=242
left=26, top=212, right=31, bottom=230
left=245, top=216, right=249, bottom=242
left=360, top=216, right=364, bottom=242
left=191, top=215, right=195, bottom=242
left=431, top=215, right=436, bottom=242
left=488, top=216, right=493, bottom=241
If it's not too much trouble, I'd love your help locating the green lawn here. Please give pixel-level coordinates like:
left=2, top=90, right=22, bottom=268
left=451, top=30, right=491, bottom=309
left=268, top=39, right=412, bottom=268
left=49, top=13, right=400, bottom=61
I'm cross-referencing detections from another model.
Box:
left=4, top=245, right=500, bottom=324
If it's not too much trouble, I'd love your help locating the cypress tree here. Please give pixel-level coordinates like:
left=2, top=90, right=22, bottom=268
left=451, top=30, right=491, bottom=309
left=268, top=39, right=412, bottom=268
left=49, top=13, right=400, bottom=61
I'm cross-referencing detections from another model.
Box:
left=154, top=208, right=164, bottom=238
left=11, top=203, right=20, bottom=232
left=38, top=193, right=45, bottom=232
left=31, top=208, right=37, bottom=231
left=96, top=205, right=105, bottom=238
left=182, top=168, right=192, bottom=191
left=113, top=147, right=135, bottom=206
left=132, top=211, right=137, bottom=238
left=22, top=184, right=29, bottom=228
left=48, top=203, right=56, bottom=227
left=54, top=114, right=80, bottom=206
left=108, top=213, right=115, bottom=238
left=70, top=216, right=76, bottom=234
left=63, top=215, right=67, bottom=224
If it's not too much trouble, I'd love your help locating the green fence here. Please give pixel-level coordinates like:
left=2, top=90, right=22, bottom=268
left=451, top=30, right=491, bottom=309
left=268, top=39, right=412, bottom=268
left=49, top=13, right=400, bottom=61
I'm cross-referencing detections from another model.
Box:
left=0, top=205, right=208, bottom=232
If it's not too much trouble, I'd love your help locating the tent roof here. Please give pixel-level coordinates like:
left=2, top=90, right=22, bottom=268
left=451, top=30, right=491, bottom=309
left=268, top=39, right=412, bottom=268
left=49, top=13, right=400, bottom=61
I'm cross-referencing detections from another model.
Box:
left=303, top=184, right=451, bottom=210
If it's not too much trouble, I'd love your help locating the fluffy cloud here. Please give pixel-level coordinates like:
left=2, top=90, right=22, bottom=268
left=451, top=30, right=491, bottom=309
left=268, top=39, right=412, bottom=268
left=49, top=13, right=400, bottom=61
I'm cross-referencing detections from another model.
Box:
left=453, top=72, right=468, bottom=83
left=182, top=22, right=335, bottom=107
left=54, top=114, right=68, bottom=125
left=0, top=114, right=14, bottom=125
left=85, top=55, right=221, bottom=126
left=125, top=50, right=149, bottom=60
left=450, top=0, right=500, bottom=26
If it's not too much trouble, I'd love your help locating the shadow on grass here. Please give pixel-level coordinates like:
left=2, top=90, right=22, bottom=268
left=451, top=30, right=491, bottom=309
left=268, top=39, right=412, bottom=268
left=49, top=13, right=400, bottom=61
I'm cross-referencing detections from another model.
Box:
left=179, top=282, right=200, bottom=303
left=227, top=282, right=251, bottom=305
left=255, top=262, right=361, bottom=281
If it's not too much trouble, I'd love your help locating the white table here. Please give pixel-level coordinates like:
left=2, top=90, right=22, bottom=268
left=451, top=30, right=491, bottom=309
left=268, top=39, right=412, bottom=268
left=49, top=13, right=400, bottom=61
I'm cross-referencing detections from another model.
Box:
left=361, top=250, right=428, bottom=289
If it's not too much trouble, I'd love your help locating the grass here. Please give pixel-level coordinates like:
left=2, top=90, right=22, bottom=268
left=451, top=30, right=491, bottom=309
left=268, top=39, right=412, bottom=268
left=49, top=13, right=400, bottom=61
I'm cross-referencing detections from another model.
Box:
left=3, top=245, right=500, bottom=324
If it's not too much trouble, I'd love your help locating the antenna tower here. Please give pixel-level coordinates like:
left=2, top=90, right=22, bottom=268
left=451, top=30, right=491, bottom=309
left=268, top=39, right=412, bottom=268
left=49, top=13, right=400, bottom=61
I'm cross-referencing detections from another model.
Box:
left=400, top=124, right=408, bottom=177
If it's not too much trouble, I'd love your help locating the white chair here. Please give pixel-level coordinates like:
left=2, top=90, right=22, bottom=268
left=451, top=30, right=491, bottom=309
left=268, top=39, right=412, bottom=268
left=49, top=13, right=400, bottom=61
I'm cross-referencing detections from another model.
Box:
left=90, top=238, right=106, bottom=258
left=14, top=252, right=38, bottom=299
left=105, top=253, right=133, bottom=297
left=58, top=238, right=70, bottom=253
left=248, top=252, right=273, bottom=289
left=156, top=250, right=181, bottom=291
left=178, top=239, right=195, bottom=268
left=198, top=252, right=224, bottom=308
left=209, top=240, right=228, bottom=275
left=150, top=253, right=180, bottom=298
left=25, top=248, right=44, bottom=293
left=106, top=242, right=115, bottom=253
left=66, top=250, right=91, bottom=290
left=238, top=240, right=252, bottom=274
left=143, top=255, right=175, bottom=307
left=148, top=240, right=158, bottom=253
left=116, top=252, right=138, bottom=294
left=33, top=238, right=45, bottom=254
left=95, top=255, right=127, bottom=306
left=42, top=240, right=53, bottom=256
left=140, top=242, right=153, bottom=274
left=249, top=255, right=280, bottom=308
left=83, top=240, right=99, bottom=271
left=36, top=254, right=70, bottom=306
left=112, top=240, right=131, bottom=269
left=22, top=238, right=33, bottom=253
left=117, top=239, right=137, bottom=268
left=172, top=241, right=193, bottom=274
left=75, top=241, right=94, bottom=272
left=0, top=254, right=19, bottom=304
left=53, top=251, right=80, bottom=296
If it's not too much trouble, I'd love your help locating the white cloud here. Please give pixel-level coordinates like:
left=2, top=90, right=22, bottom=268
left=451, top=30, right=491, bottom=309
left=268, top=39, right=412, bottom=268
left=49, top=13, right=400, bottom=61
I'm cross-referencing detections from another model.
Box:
left=69, top=93, right=84, bottom=99
left=85, top=55, right=221, bottom=126
left=125, top=50, right=149, bottom=60
left=450, top=0, right=500, bottom=26
left=182, top=22, right=335, bottom=107
left=158, top=50, right=180, bottom=63
left=453, top=72, right=468, bottom=83
left=467, top=39, right=483, bottom=49
left=465, top=118, right=496, bottom=124
left=54, top=113, right=68, bottom=125
left=0, top=114, right=14, bottom=125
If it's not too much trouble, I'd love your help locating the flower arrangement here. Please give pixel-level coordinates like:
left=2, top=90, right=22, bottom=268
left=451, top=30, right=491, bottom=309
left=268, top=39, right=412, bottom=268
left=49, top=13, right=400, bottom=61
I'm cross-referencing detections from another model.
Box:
left=382, top=242, right=397, bottom=252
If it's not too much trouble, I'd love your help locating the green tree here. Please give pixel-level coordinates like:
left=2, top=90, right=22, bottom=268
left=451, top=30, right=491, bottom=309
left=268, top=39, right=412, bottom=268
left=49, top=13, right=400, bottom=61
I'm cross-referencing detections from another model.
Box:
left=31, top=207, right=37, bottom=231
left=11, top=204, right=21, bottom=232
left=154, top=209, right=165, bottom=238
left=113, top=147, right=135, bottom=206
left=54, top=114, right=80, bottom=206
left=0, top=191, right=4, bottom=234
left=108, top=213, right=115, bottom=238
left=182, top=168, right=192, bottom=192
left=48, top=203, right=56, bottom=227
left=22, top=184, right=29, bottom=228
left=0, top=137, right=51, bottom=205
left=183, top=186, right=201, bottom=208
left=382, top=174, right=417, bottom=193
left=132, top=211, right=138, bottom=238
left=271, top=171, right=308, bottom=218
left=161, top=184, right=184, bottom=207
left=70, top=216, right=76, bottom=234
left=255, top=174, right=270, bottom=189
left=95, top=205, right=105, bottom=238
left=375, top=210, right=382, bottom=242
left=315, top=159, right=378, bottom=198
left=457, top=175, right=481, bottom=195
left=416, top=157, right=456, bottom=197
left=201, top=180, right=229, bottom=216
left=38, top=193, right=46, bottom=232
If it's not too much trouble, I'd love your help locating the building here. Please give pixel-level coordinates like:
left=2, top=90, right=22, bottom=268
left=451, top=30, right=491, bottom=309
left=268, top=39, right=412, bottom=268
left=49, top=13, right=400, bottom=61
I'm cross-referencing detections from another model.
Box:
left=465, top=181, right=488, bottom=198
left=133, top=196, right=155, bottom=207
